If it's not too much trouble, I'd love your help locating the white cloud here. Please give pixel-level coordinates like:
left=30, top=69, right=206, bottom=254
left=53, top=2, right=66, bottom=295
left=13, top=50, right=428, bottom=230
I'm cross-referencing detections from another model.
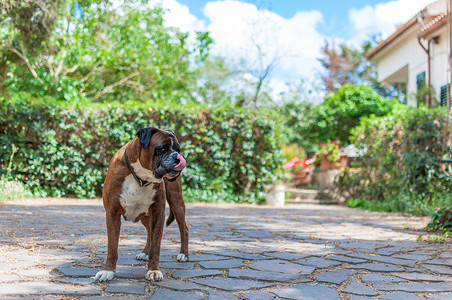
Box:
left=349, top=0, right=434, bottom=43
left=152, top=0, right=206, bottom=32
left=203, top=1, right=324, bottom=79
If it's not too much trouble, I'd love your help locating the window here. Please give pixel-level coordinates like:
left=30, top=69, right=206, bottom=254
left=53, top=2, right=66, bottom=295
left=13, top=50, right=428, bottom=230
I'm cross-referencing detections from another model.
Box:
left=440, top=84, right=451, bottom=107
left=416, top=72, right=426, bottom=91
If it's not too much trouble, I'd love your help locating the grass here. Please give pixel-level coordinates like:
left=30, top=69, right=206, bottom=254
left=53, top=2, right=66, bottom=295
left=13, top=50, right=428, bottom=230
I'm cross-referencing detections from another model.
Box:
left=0, top=144, right=31, bottom=201
left=0, top=177, right=31, bottom=201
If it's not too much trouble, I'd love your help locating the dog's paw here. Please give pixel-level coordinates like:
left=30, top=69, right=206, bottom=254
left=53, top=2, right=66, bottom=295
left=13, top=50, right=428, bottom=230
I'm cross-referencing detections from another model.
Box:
left=177, top=253, right=189, bottom=262
left=136, top=252, right=149, bottom=261
left=145, top=270, right=163, bottom=281
left=93, top=270, right=115, bottom=282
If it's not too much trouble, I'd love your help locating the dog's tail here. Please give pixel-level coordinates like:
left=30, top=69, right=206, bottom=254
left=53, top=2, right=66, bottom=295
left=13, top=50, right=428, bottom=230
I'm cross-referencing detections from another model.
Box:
left=166, top=209, right=175, bottom=226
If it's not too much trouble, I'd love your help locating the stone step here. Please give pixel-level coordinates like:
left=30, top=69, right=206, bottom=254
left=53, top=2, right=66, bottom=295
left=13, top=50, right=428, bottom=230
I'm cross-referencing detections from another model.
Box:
left=285, top=188, right=338, bottom=205
left=287, top=198, right=338, bottom=205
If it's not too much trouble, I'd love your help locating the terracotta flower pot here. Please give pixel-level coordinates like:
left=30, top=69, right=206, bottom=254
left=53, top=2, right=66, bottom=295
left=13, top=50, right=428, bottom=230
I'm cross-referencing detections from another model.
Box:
left=320, top=159, right=341, bottom=171
left=293, top=170, right=309, bottom=185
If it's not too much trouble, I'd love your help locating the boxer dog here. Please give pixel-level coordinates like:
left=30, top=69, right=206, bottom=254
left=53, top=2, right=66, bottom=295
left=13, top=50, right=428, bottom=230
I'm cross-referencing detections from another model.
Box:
left=94, top=127, right=188, bottom=282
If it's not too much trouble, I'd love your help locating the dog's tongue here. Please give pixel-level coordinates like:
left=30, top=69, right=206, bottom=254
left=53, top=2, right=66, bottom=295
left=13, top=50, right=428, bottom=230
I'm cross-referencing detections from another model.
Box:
left=173, top=154, right=186, bottom=171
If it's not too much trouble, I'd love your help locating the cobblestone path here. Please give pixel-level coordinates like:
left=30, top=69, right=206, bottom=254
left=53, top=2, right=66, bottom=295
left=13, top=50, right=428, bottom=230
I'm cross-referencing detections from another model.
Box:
left=0, top=198, right=451, bottom=299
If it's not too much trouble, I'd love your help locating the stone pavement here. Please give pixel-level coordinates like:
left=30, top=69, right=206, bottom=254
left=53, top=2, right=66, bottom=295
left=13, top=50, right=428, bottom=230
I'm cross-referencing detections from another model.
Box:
left=0, top=198, right=451, bottom=299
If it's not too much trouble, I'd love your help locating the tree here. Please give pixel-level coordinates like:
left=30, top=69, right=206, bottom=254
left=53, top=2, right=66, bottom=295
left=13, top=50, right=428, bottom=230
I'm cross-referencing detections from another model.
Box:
left=1, top=0, right=212, bottom=103
left=318, top=41, right=361, bottom=95
left=315, top=84, right=398, bottom=143
left=319, top=38, right=405, bottom=100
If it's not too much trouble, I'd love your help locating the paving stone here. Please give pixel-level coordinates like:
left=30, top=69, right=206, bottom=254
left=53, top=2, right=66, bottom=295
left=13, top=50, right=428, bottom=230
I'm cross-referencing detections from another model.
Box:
left=393, top=253, right=433, bottom=261
left=390, top=272, right=452, bottom=282
left=241, top=291, right=274, bottom=300
left=239, top=230, right=274, bottom=238
left=0, top=281, right=100, bottom=295
left=328, top=255, right=367, bottom=263
left=380, top=292, right=424, bottom=300
left=263, top=251, right=309, bottom=261
left=15, top=268, right=57, bottom=278
left=426, top=293, right=452, bottom=299
left=346, top=253, right=417, bottom=267
left=345, top=263, right=404, bottom=272
left=80, top=297, right=131, bottom=300
left=198, top=259, right=245, bottom=269
left=317, top=269, right=357, bottom=284
left=115, top=266, right=147, bottom=278
left=249, top=259, right=315, bottom=275
left=373, top=282, right=452, bottom=292
left=361, top=273, right=407, bottom=284
left=40, top=261, right=74, bottom=268
left=349, top=296, right=373, bottom=300
left=229, top=268, right=311, bottom=283
left=172, top=269, right=223, bottom=278
left=424, top=259, right=452, bottom=267
left=154, top=278, right=200, bottom=290
left=342, top=280, right=379, bottom=296
left=207, top=289, right=240, bottom=300
left=54, top=277, right=96, bottom=285
left=188, top=254, right=229, bottom=261
left=104, top=279, right=146, bottom=295
left=271, top=283, right=340, bottom=300
left=0, top=274, right=22, bottom=282
left=421, top=264, right=452, bottom=275
left=207, top=250, right=267, bottom=260
left=192, top=278, right=272, bottom=291
left=149, top=289, right=203, bottom=300
left=340, top=241, right=387, bottom=250
left=160, top=262, right=195, bottom=269
left=57, top=267, right=98, bottom=277
left=296, top=257, right=342, bottom=268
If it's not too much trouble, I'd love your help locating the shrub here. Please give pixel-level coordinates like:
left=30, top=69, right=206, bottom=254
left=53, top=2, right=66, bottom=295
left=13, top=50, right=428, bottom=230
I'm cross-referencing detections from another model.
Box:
left=0, top=94, right=284, bottom=202
left=336, top=106, right=452, bottom=215
left=427, top=207, right=452, bottom=231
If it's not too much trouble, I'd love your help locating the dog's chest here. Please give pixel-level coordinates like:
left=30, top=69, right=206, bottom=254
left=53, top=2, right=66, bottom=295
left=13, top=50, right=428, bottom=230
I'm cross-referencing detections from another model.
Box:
left=119, top=175, right=157, bottom=222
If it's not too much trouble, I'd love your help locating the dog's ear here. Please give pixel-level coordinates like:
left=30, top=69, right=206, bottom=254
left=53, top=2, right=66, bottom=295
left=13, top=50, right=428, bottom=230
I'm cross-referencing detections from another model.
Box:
left=136, top=127, right=158, bottom=149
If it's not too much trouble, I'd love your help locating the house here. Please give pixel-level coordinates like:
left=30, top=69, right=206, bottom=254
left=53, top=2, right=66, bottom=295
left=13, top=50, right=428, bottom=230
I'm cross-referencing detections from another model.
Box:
left=366, top=0, right=450, bottom=107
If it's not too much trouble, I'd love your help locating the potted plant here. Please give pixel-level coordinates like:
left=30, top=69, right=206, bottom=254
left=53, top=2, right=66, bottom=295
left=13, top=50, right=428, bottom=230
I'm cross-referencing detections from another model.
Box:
left=314, top=141, right=342, bottom=171
left=283, top=157, right=310, bottom=185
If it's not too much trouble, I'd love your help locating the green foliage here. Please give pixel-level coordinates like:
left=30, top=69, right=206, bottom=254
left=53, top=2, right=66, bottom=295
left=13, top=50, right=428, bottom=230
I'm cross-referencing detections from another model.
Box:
left=314, top=141, right=341, bottom=164
left=281, top=84, right=398, bottom=148
left=0, top=94, right=284, bottom=202
left=279, top=100, right=318, bottom=149
left=281, top=144, right=306, bottom=161
left=338, top=106, right=452, bottom=215
left=315, top=84, right=398, bottom=143
left=1, top=1, right=212, bottom=103
left=427, top=207, right=452, bottom=231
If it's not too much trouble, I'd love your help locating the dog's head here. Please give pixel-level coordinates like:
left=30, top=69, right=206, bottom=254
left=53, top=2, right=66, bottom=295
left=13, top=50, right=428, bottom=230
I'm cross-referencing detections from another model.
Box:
left=136, top=127, right=186, bottom=181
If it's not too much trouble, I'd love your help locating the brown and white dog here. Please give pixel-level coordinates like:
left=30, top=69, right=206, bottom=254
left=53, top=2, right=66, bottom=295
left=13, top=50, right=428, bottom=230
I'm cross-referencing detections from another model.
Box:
left=94, top=127, right=188, bottom=282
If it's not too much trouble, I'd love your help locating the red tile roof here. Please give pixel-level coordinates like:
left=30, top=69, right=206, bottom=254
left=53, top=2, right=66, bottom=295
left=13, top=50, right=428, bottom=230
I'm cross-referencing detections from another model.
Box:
left=418, top=12, right=447, bottom=37
left=366, top=7, right=447, bottom=60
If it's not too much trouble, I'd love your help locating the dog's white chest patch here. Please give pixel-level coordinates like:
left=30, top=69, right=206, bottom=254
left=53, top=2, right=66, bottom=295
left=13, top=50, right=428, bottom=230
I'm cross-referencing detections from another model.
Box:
left=119, top=175, right=157, bottom=222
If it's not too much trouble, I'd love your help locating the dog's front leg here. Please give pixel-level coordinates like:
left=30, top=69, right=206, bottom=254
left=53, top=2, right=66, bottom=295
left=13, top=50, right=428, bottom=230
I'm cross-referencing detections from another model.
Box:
left=145, top=199, right=165, bottom=281
left=165, top=177, right=189, bottom=262
left=94, top=212, right=121, bottom=282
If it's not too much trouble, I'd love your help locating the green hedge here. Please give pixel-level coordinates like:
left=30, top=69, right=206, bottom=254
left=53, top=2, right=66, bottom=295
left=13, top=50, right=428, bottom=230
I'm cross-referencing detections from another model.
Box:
left=0, top=95, right=284, bottom=202
left=336, top=106, right=452, bottom=215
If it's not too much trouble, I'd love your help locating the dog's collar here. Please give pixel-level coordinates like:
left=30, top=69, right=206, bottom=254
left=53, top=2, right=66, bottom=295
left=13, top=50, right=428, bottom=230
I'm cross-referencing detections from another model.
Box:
left=124, top=148, right=153, bottom=187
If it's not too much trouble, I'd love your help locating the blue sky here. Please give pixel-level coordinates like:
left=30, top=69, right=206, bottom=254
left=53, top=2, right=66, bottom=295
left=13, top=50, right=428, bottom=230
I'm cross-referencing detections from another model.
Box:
left=177, top=0, right=394, bottom=40
left=157, top=0, right=434, bottom=97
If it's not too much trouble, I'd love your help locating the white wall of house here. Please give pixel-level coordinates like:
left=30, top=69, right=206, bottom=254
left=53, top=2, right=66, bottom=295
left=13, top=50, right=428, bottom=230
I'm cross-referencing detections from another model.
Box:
left=370, top=19, right=450, bottom=106
left=428, top=26, right=449, bottom=105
